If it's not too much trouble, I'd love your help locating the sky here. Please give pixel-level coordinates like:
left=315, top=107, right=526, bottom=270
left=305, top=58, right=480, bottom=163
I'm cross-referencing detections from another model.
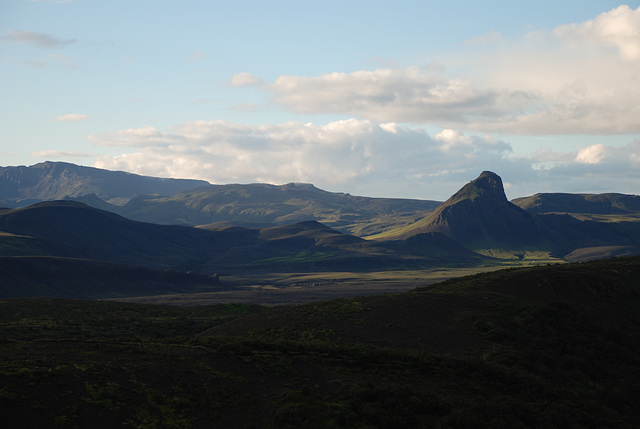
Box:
left=1, top=0, right=640, bottom=201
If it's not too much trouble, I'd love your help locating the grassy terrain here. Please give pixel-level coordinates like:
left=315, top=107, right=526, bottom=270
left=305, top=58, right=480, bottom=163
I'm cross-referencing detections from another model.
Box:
left=223, top=265, right=518, bottom=289
left=113, top=183, right=440, bottom=237
left=2, top=255, right=640, bottom=427
left=473, top=249, right=561, bottom=264
left=552, top=212, right=640, bottom=223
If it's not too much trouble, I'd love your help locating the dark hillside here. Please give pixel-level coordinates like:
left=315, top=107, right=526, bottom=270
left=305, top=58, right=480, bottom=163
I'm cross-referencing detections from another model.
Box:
left=0, top=201, right=486, bottom=284
left=0, top=256, right=221, bottom=299
left=2, top=256, right=640, bottom=427
left=201, top=255, right=640, bottom=352
left=0, top=200, right=220, bottom=270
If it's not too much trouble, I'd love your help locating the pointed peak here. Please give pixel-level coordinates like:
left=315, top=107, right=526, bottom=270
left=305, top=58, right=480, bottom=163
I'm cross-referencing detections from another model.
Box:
left=473, top=171, right=505, bottom=192
left=477, top=171, right=501, bottom=180
left=449, top=171, right=506, bottom=203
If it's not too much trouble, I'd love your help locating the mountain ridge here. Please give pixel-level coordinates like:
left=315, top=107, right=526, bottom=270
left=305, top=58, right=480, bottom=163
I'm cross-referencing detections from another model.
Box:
left=0, top=161, right=209, bottom=207
left=513, top=192, right=640, bottom=214
left=0, top=161, right=442, bottom=236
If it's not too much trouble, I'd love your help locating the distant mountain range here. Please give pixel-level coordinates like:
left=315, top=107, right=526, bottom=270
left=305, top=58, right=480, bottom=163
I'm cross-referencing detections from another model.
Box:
left=2, top=162, right=640, bottom=298
left=0, top=162, right=441, bottom=236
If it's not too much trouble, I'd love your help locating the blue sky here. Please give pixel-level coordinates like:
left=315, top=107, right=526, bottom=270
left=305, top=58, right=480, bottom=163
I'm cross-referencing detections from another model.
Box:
left=1, top=1, right=640, bottom=200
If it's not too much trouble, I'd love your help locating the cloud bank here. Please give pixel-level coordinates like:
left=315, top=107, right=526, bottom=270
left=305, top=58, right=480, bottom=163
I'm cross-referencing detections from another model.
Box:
left=90, top=119, right=640, bottom=199
left=83, top=5, right=640, bottom=199
left=234, top=5, right=640, bottom=135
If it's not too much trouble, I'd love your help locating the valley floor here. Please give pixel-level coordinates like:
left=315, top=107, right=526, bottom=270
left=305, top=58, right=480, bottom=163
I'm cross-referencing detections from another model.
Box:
left=104, top=265, right=514, bottom=306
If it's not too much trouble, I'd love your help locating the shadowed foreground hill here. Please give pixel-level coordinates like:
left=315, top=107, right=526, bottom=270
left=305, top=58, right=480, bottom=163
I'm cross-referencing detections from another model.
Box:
left=0, top=256, right=221, bottom=299
left=1, top=255, right=640, bottom=427
left=0, top=200, right=222, bottom=271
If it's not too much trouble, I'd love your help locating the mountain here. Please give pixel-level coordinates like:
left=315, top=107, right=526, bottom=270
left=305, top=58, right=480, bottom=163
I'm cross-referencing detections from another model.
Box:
left=92, top=182, right=442, bottom=236
left=0, top=161, right=209, bottom=207
left=0, top=161, right=442, bottom=236
left=374, top=171, right=545, bottom=247
left=373, top=171, right=640, bottom=259
left=0, top=200, right=221, bottom=271
left=512, top=192, right=640, bottom=214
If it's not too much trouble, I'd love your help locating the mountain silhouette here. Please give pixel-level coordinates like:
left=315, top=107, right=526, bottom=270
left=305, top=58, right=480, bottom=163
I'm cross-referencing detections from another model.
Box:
left=379, top=171, right=546, bottom=248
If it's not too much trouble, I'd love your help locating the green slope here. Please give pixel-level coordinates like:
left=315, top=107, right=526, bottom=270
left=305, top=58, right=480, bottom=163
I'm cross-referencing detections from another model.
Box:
left=106, top=182, right=441, bottom=236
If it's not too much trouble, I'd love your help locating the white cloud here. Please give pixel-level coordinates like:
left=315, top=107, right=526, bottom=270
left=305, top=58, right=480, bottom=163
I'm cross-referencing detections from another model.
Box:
left=54, top=113, right=89, bottom=122
left=575, top=143, right=608, bottom=164
left=230, top=72, right=264, bottom=87
left=242, top=6, right=640, bottom=135
left=89, top=125, right=173, bottom=146
left=554, top=5, right=640, bottom=62
left=1, top=30, right=76, bottom=48
left=255, top=61, right=640, bottom=134
left=90, top=119, right=640, bottom=199
left=91, top=119, right=514, bottom=199
left=266, top=67, right=502, bottom=124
